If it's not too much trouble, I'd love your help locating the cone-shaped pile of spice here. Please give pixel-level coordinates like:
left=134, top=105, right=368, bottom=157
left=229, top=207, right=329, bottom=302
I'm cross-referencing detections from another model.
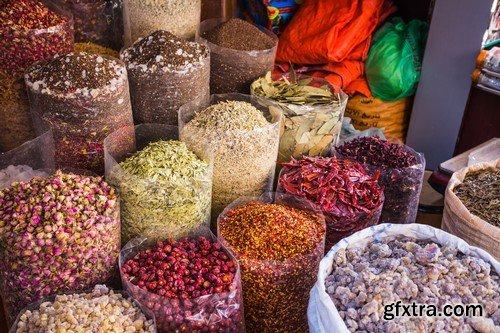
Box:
left=278, top=156, right=384, bottom=250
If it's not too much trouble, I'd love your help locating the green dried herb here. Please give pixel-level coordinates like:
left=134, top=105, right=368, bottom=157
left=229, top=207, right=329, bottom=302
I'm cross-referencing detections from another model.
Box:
left=109, top=140, right=212, bottom=243
left=453, top=168, right=500, bottom=227
left=251, top=71, right=340, bottom=106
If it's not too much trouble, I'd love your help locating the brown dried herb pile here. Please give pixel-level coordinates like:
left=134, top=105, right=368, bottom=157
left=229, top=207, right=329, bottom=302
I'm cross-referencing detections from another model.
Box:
left=454, top=168, right=500, bottom=227
left=202, top=18, right=275, bottom=51
left=336, top=136, right=418, bottom=168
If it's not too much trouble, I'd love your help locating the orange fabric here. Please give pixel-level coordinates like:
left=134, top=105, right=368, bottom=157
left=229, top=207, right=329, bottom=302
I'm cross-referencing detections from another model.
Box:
left=275, top=0, right=396, bottom=96
left=277, top=0, right=396, bottom=64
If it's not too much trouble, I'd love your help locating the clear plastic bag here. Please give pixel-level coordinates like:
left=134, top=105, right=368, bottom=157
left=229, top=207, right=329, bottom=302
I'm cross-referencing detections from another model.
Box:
left=179, top=93, right=281, bottom=222
left=0, top=171, right=121, bottom=326
left=0, top=129, right=55, bottom=189
left=251, top=75, right=347, bottom=163
left=0, top=0, right=74, bottom=152
left=335, top=142, right=425, bottom=224
left=104, top=124, right=213, bottom=244
left=25, top=54, right=134, bottom=175
left=199, top=18, right=278, bottom=94
left=123, top=0, right=201, bottom=46
left=217, top=192, right=326, bottom=333
left=61, top=0, right=124, bottom=50
left=121, top=37, right=210, bottom=126
left=119, top=228, right=245, bottom=332
left=9, top=286, right=157, bottom=333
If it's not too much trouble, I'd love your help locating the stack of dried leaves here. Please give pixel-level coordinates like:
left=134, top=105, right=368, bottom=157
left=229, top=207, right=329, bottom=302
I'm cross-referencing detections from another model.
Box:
left=454, top=168, right=500, bottom=227
left=252, top=72, right=340, bottom=106
left=252, top=72, right=346, bottom=162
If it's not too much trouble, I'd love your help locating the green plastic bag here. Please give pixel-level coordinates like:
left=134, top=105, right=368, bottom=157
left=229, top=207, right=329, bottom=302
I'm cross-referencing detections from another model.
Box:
left=366, top=17, right=429, bottom=101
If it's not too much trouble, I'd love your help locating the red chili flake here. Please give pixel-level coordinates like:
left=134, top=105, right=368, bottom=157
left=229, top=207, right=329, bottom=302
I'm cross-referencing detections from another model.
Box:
left=336, top=136, right=418, bottom=168
left=278, top=156, right=384, bottom=249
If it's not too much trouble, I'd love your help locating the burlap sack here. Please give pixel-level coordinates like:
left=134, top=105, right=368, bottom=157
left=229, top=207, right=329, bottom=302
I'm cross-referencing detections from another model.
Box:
left=442, top=158, right=499, bottom=261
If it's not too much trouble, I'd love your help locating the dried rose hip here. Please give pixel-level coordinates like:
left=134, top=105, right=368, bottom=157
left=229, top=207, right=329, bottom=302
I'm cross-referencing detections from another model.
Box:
left=120, top=235, right=245, bottom=332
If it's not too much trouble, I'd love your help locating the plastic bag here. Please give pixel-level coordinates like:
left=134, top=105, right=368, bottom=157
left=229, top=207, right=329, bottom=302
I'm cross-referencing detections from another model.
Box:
left=251, top=75, right=348, bottom=163
left=0, top=171, right=121, bottom=326
left=0, top=130, right=55, bottom=189
left=121, top=34, right=210, bottom=126
left=366, top=17, right=429, bottom=101
left=25, top=54, right=134, bottom=175
left=276, top=158, right=384, bottom=251
left=335, top=139, right=425, bottom=224
left=308, top=223, right=500, bottom=333
left=199, top=18, right=278, bottom=94
left=104, top=124, right=213, bottom=244
left=0, top=0, right=74, bottom=152
left=179, top=93, right=281, bottom=222
left=344, top=94, right=411, bottom=142
left=338, top=117, right=386, bottom=145
left=217, top=192, right=326, bottom=333
left=442, top=159, right=500, bottom=261
left=60, top=0, right=124, bottom=50
left=123, top=0, right=201, bottom=45
left=9, top=286, right=156, bottom=333
left=119, top=228, right=245, bottom=332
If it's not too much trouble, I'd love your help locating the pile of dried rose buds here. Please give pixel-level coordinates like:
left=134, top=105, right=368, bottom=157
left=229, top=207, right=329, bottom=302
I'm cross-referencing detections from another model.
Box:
left=120, top=235, right=245, bottom=332
left=0, top=170, right=120, bottom=324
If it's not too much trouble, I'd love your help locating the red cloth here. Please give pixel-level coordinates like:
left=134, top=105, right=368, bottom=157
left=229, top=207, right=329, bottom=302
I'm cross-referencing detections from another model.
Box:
left=275, top=0, right=396, bottom=96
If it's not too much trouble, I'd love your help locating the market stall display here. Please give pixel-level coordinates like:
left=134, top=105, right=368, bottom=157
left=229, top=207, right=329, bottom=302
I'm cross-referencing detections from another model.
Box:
left=123, top=0, right=201, bottom=46
left=120, top=230, right=244, bottom=332
left=10, top=285, right=156, bottom=333
left=335, top=136, right=425, bottom=224
left=252, top=72, right=347, bottom=163
left=309, top=224, right=500, bottom=333
left=200, top=18, right=278, bottom=94
left=121, top=30, right=210, bottom=126
left=442, top=159, right=500, bottom=260
left=105, top=124, right=213, bottom=244
left=218, top=194, right=326, bottom=333
left=278, top=156, right=384, bottom=251
left=180, top=94, right=280, bottom=221
left=0, top=0, right=74, bottom=152
left=75, top=42, right=119, bottom=58
left=0, top=171, right=120, bottom=325
left=25, top=52, right=134, bottom=175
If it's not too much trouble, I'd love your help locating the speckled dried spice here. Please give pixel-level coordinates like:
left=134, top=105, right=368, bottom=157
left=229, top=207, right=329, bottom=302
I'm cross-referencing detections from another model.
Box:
left=335, top=136, right=425, bottom=224
left=326, top=237, right=500, bottom=332
left=0, top=0, right=74, bottom=152
left=120, top=235, right=244, bottom=332
left=0, top=171, right=120, bottom=325
left=12, top=285, right=156, bottom=333
left=25, top=52, right=134, bottom=175
left=123, top=0, right=201, bottom=45
left=121, top=30, right=210, bottom=126
left=218, top=201, right=325, bottom=333
left=181, top=99, right=280, bottom=222
left=278, top=156, right=384, bottom=250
